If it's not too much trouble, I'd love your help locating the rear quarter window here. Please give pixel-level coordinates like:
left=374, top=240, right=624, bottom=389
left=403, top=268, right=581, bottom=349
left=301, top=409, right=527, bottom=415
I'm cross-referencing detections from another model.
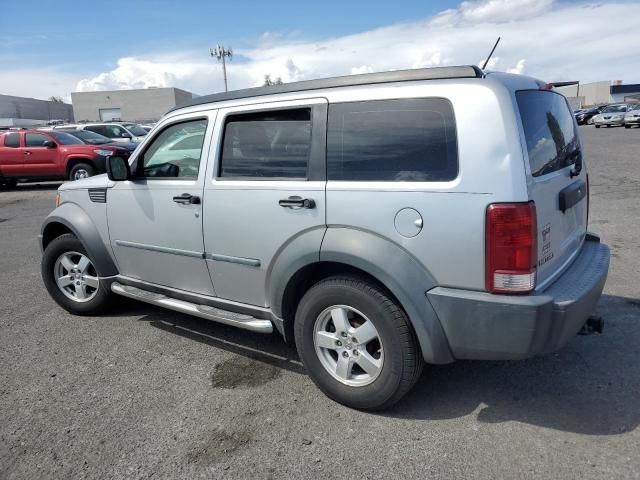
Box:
left=516, top=90, right=581, bottom=177
left=327, top=98, right=458, bottom=182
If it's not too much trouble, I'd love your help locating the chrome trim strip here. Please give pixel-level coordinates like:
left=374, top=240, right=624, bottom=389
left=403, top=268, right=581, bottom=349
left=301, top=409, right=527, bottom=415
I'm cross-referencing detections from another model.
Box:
left=114, top=240, right=204, bottom=259
left=206, top=253, right=261, bottom=267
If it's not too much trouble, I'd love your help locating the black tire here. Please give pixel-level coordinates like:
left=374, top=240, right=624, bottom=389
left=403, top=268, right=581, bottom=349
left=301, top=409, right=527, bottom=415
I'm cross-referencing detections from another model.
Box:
left=294, top=276, right=424, bottom=411
left=595, top=125, right=600, bottom=128
left=0, top=178, right=17, bottom=189
left=625, top=125, right=630, bottom=129
left=69, top=163, right=96, bottom=181
left=41, top=233, right=112, bottom=315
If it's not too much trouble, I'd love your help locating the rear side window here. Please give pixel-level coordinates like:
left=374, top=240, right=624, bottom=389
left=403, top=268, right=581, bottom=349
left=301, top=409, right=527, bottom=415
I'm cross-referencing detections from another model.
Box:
left=220, top=108, right=311, bottom=179
left=3, top=133, right=20, bottom=148
left=327, top=98, right=458, bottom=182
left=516, top=90, right=580, bottom=177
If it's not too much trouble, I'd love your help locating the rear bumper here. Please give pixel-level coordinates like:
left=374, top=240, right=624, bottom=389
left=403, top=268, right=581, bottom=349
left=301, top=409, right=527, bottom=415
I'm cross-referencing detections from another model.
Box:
left=427, top=236, right=610, bottom=360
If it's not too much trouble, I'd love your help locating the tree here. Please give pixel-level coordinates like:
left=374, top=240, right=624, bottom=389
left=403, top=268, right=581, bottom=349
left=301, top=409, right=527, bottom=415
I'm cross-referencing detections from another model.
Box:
left=48, top=96, right=65, bottom=104
left=263, top=74, right=283, bottom=87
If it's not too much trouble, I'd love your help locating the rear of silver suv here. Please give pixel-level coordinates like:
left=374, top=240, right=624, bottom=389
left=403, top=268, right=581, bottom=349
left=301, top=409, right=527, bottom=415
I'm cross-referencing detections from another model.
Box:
left=39, top=67, right=609, bottom=411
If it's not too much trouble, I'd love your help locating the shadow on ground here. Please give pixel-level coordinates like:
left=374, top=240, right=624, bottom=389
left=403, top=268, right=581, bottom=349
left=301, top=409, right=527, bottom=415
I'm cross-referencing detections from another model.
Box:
left=130, top=293, right=638, bottom=435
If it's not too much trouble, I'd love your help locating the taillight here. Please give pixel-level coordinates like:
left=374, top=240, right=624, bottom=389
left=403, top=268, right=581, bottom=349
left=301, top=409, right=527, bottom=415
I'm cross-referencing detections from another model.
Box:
left=485, top=202, right=537, bottom=294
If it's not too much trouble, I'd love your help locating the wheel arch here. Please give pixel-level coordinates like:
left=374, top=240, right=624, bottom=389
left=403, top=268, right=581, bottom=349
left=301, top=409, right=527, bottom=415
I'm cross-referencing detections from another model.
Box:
left=65, top=157, right=95, bottom=176
left=274, top=228, right=455, bottom=364
left=40, top=203, right=118, bottom=277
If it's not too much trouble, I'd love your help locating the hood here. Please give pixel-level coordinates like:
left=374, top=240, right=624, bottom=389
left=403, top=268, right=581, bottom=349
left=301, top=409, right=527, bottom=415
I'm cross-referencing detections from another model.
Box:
left=106, top=141, right=138, bottom=152
left=59, top=173, right=114, bottom=191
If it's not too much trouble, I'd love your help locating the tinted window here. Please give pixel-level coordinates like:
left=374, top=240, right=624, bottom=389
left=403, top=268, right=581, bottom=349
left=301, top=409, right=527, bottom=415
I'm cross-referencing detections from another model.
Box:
left=327, top=98, right=458, bottom=182
left=140, top=119, right=207, bottom=178
left=87, top=125, right=129, bottom=138
left=50, top=132, right=84, bottom=145
left=67, top=130, right=111, bottom=144
left=25, top=133, right=51, bottom=147
left=516, top=90, right=580, bottom=177
left=122, top=124, right=147, bottom=136
left=4, top=133, right=19, bottom=148
left=220, top=109, right=311, bottom=179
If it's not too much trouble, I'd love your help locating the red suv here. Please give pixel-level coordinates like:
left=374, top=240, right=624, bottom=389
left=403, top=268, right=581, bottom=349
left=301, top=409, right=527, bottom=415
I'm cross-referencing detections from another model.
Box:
left=0, top=129, right=128, bottom=188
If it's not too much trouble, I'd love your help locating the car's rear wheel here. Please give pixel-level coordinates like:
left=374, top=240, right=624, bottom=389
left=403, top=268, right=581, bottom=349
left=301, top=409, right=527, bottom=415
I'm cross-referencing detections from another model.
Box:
left=294, top=276, right=424, bottom=411
left=69, top=163, right=96, bottom=181
left=42, top=233, right=112, bottom=315
left=595, top=125, right=600, bottom=128
left=625, top=125, right=631, bottom=129
left=0, top=178, right=17, bottom=189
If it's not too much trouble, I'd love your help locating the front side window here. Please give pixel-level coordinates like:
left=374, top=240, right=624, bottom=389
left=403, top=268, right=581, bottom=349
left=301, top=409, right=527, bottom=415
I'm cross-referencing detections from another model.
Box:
left=327, top=98, right=458, bottom=182
left=25, top=133, right=51, bottom=147
left=516, top=90, right=580, bottom=177
left=122, top=124, right=147, bottom=136
left=220, top=108, right=311, bottom=179
left=140, top=119, right=207, bottom=178
left=50, top=132, right=84, bottom=145
left=4, top=133, right=20, bottom=148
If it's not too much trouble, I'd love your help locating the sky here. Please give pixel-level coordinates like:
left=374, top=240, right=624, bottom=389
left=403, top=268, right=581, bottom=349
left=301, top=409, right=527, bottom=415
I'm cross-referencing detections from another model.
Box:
left=0, top=0, right=639, bottom=101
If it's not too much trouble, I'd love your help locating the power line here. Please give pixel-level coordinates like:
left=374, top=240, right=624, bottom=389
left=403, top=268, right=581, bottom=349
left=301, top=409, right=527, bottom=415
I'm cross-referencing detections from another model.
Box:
left=210, top=44, right=233, bottom=92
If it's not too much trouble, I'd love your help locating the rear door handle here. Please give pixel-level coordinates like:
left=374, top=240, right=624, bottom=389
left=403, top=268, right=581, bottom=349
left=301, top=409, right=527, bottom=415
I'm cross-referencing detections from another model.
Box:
left=173, top=193, right=201, bottom=205
left=24, top=151, right=32, bottom=156
left=278, top=196, right=315, bottom=209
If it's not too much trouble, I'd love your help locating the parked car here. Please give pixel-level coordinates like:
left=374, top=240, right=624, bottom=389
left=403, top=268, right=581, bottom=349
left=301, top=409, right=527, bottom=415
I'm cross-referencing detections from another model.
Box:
left=0, top=129, right=121, bottom=187
left=58, top=129, right=138, bottom=153
left=53, top=123, right=146, bottom=142
left=592, top=104, right=629, bottom=127
left=39, top=66, right=609, bottom=410
left=623, top=104, right=640, bottom=128
left=575, top=106, right=604, bottom=125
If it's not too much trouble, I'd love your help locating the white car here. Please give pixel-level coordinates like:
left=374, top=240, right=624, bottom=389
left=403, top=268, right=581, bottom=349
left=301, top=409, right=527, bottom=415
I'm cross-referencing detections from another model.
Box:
left=592, top=104, right=629, bottom=128
left=624, top=104, right=640, bottom=128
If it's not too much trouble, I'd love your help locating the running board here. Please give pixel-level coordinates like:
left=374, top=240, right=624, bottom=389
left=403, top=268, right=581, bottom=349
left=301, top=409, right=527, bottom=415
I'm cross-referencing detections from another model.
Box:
left=111, top=282, right=273, bottom=334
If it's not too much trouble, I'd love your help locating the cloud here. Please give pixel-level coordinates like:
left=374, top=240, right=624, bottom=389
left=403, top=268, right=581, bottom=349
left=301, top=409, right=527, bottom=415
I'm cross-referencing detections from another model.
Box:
left=4, top=0, right=640, bottom=100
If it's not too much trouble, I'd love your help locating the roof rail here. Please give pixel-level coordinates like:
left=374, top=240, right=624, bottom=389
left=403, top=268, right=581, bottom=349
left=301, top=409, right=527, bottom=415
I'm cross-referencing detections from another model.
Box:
left=172, top=65, right=483, bottom=112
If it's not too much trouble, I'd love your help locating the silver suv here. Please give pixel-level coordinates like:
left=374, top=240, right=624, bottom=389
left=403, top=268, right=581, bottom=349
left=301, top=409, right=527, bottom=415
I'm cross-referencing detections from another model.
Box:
left=40, top=66, right=610, bottom=410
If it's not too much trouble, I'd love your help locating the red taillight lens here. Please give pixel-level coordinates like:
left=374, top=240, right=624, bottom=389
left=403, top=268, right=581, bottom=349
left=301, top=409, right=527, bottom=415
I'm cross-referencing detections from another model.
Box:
left=485, top=202, right=537, bottom=294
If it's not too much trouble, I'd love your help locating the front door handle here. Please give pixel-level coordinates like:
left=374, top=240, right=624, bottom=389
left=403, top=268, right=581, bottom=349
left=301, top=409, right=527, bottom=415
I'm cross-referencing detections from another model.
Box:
left=24, top=151, right=32, bottom=156
left=173, top=193, right=201, bottom=205
left=278, top=196, right=315, bottom=209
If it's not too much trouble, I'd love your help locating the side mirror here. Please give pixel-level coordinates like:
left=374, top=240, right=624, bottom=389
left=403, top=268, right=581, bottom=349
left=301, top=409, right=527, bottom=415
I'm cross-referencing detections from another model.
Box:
left=43, top=140, right=57, bottom=148
left=106, top=156, right=131, bottom=181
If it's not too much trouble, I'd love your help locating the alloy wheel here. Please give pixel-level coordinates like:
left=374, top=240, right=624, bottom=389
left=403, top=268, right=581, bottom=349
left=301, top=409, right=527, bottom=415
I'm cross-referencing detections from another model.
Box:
left=54, top=251, right=99, bottom=303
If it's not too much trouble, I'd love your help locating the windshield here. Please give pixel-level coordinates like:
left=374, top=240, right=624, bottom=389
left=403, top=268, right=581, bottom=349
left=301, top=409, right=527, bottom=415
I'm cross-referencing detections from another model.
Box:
left=601, top=105, right=627, bottom=113
left=50, top=131, right=84, bottom=145
left=630, top=104, right=640, bottom=111
left=122, top=124, right=148, bottom=136
left=67, top=130, right=111, bottom=144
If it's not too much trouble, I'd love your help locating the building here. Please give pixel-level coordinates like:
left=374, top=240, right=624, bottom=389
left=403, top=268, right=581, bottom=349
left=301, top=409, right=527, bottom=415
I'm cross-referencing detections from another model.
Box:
left=0, top=94, right=74, bottom=127
left=71, top=87, right=195, bottom=123
left=555, top=81, right=640, bottom=107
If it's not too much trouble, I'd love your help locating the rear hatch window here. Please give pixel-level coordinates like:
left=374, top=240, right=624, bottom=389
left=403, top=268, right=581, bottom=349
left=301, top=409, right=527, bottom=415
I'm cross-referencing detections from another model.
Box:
left=516, top=90, right=587, bottom=289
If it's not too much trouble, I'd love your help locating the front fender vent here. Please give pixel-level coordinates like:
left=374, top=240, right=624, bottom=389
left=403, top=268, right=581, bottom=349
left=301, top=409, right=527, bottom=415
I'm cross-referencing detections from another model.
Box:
left=88, top=188, right=107, bottom=203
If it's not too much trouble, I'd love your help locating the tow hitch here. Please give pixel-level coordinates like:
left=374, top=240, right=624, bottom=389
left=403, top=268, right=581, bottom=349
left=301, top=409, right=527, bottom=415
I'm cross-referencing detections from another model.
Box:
left=579, top=315, right=604, bottom=335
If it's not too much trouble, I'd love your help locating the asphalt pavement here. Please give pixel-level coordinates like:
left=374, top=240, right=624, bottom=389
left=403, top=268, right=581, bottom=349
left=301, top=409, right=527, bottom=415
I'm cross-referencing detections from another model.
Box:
left=0, top=125, right=638, bottom=479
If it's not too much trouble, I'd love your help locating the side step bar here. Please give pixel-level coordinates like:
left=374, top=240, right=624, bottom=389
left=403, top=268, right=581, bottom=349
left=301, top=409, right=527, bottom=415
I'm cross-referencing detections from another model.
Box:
left=111, top=282, right=273, bottom=334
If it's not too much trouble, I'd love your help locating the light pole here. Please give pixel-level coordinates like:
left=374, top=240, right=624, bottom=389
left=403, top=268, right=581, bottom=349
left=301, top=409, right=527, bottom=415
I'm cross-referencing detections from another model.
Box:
left=210, top=44, right=233, bottom=92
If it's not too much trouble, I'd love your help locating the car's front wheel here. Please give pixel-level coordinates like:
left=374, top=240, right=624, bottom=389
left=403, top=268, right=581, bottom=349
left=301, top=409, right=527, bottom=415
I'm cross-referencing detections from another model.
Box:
left=69, top=163, right=96, bottom=181
left=41, top=233, right=112, bottom=315
left=294, top=276, right=424, bottom=410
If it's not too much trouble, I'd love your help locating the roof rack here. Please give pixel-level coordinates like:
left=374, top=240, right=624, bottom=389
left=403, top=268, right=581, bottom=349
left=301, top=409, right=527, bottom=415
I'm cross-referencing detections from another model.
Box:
left=172, top=65, right=483, bottom=112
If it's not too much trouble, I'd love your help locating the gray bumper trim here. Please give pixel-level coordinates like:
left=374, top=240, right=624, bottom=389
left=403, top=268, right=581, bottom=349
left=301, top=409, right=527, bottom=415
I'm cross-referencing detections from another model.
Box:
left=427, top=238, right=610, bottom=360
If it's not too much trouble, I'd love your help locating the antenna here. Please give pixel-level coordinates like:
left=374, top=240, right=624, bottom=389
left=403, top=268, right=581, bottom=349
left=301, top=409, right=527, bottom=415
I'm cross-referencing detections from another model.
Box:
left=481, top=37, right=501, bottom=70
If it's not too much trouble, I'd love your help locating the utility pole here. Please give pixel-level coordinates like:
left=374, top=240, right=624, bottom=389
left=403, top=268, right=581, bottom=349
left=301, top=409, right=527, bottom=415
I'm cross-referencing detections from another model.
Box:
left=210, top=44, right=233, bottom=92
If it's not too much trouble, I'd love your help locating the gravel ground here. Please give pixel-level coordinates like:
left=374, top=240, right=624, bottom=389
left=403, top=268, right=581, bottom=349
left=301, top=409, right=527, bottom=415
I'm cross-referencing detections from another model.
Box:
left=0, top=126, right=639, bottom=480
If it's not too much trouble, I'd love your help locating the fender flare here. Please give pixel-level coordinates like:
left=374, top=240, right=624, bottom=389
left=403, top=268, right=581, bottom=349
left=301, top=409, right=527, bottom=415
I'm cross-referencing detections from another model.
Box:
left=319, top=227, right=454, bottom=364
left=40, top=202, right=118, bottom=277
